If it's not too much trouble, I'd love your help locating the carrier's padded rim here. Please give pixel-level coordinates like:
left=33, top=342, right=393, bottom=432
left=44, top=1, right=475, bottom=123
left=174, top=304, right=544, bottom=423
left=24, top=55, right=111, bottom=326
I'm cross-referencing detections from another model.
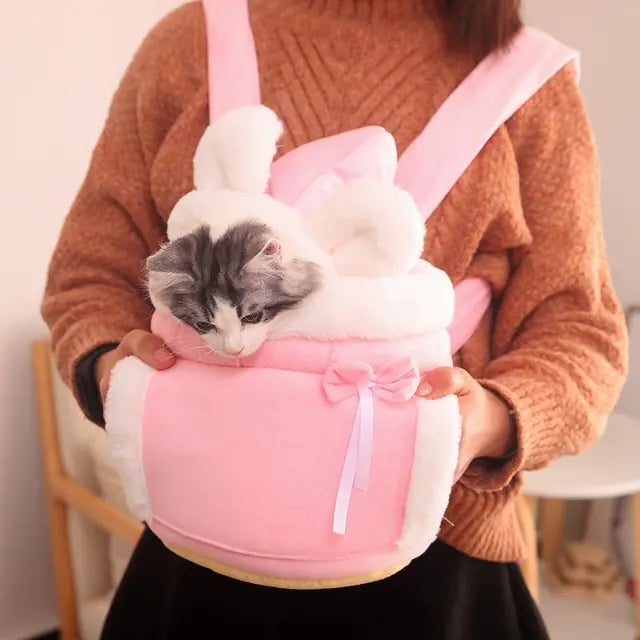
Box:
left=164, top=542, right=408, bottom=589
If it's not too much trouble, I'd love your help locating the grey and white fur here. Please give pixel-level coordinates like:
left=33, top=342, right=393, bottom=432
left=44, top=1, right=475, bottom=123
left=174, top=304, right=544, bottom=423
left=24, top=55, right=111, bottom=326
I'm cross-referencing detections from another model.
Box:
left=146, top=221, right=322, bottom=357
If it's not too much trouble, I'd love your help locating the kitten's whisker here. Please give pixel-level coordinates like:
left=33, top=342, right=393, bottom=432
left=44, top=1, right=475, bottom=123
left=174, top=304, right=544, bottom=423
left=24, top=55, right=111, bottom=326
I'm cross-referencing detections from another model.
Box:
left=197, top=347, right=215, bottom=363
left=171, top=342, right=213, bottom=354
left=168, top=338, right=206, bottom=348
left=182, top=345, right=212, bottom=354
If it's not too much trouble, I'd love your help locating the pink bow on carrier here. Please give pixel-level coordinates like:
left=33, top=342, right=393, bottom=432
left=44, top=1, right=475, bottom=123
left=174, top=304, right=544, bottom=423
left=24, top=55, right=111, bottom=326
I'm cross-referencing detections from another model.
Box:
left=323, top=358, right=420, bottom=534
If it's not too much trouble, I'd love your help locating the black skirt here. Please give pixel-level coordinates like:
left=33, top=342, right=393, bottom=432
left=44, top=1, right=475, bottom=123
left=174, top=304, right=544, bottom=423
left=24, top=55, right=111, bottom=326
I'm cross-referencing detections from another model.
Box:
left=101, top=527, right=549, bottom=639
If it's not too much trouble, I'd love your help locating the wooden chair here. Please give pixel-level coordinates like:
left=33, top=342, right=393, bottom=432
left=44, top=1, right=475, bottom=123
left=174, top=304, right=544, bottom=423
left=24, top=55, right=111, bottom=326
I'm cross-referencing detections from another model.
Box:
left=32, top=341, right=143, bottom=640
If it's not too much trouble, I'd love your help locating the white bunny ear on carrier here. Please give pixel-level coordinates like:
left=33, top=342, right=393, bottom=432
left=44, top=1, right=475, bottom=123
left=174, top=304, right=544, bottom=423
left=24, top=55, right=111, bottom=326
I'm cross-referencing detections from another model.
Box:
left=305, top=178, right=425, bottom=277
left=193, top=105, right=283, bottom=194
left=165, top=190, right=212, bottom=242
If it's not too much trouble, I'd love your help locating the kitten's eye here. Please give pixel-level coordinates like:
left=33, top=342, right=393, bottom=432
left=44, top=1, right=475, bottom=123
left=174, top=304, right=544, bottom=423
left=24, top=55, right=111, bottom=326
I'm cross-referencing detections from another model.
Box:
left=194, top=320, right=216, bottom=333
left=242, top=311, right=264, bottom=325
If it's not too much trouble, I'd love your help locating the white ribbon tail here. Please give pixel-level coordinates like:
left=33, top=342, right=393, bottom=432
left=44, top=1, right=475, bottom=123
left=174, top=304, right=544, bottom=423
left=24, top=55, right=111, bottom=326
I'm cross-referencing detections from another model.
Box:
left=332, top=404, right=361, bottom=535
left=332, top=385, right=375, bottom=535
left=355, top=385, right=374, bottom=490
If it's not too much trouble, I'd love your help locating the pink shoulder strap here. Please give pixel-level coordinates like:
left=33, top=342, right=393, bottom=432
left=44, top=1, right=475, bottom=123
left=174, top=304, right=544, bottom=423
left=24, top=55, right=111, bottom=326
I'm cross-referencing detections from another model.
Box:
left=203, top=0, right=260, bottom=120
left=421, top=28, right=579, bottom=352
left=395, top=27, right=579, bottom=222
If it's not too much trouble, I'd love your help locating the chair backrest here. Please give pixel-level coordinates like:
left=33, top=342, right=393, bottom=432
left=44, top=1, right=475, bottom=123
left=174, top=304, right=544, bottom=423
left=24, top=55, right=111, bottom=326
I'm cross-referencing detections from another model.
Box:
left=614, top=307, right=640, bottom=418
left=39, top=344, right=113, bottom=603
left=32, top=342, right=139, bottom=639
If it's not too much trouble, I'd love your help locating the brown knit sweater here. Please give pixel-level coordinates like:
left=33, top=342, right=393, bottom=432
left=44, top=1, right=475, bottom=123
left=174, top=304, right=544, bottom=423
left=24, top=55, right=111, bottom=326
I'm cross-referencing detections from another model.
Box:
left=41, top=0, right=628, bottom=562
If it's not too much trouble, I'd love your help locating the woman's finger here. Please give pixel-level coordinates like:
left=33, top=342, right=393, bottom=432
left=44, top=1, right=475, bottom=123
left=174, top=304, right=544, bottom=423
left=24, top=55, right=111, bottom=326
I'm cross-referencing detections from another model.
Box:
left=416, top=367, right=473, bottom=399
left=122, top=329, right=175, bottom=369
left=98, top=331, right=177, bottom=403
left=453, top=456, right=471, bottom=483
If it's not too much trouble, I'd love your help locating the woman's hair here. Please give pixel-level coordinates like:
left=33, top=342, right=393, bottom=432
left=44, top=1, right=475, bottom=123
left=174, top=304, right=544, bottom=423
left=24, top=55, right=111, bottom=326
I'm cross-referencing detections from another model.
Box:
left=436, top=0, right=523, bottom=61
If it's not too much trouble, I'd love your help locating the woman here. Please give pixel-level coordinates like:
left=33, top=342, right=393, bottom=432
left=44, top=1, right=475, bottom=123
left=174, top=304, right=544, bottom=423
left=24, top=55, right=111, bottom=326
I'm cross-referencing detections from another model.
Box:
left=42, top=0, right=627, bottom=637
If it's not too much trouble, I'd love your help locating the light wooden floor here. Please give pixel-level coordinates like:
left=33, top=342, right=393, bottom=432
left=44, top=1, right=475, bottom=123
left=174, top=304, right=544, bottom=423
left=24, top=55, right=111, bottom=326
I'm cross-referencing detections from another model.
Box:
left=539, top=569, right=636, bottom=640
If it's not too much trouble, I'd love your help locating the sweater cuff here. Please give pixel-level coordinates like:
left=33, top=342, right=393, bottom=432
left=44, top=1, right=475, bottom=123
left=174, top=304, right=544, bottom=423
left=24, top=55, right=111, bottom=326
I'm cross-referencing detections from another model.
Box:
left=52, top=321, right=132, bottom=423
left=75, top=344, right=119, bottom=426
left=460, top=374, right=557, bottom=492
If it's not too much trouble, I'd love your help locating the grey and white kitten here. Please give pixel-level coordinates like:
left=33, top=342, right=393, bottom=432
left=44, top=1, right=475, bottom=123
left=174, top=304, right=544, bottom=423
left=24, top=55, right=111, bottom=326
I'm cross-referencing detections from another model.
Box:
left=146, top=221, right=322, bottom=357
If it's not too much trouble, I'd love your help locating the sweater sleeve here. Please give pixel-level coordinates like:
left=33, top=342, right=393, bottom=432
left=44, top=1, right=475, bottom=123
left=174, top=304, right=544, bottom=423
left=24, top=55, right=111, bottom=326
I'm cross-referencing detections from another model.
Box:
left=41, top=3, right=205, bottom=418
left=463, top=64, right=628, bottom=491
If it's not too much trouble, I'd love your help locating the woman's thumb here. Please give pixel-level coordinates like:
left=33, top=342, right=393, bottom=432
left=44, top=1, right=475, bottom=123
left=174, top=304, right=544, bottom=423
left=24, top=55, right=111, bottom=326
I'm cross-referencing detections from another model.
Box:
left=125, top=330, right=175, bottom=369
left=417, top=367, right=472, bottom=400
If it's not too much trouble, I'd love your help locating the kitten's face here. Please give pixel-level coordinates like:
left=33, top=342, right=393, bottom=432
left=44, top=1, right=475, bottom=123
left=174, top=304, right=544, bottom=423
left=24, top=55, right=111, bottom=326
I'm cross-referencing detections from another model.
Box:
left=146, top=222, right=321, bottom=357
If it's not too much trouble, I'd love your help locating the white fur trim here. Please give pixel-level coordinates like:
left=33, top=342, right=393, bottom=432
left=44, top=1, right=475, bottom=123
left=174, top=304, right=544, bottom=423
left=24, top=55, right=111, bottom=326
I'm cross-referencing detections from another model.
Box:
left=104, top=356, right=154, bottom=522
left=396, top=395, right=461, bottom=552
left=273, top=261, right=454, bottom=340
left=304, top=178, right=425, bottom=277
left=166, top=191, right=210, bottom=242
left=166, top=190, right=336, bottom=273
left=193, top=105, right=282, bottom=194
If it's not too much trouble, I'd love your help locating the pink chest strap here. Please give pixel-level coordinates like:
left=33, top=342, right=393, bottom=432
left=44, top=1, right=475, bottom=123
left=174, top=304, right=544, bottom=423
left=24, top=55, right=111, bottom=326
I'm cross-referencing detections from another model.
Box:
left=201, top=0, right=579, bottom=352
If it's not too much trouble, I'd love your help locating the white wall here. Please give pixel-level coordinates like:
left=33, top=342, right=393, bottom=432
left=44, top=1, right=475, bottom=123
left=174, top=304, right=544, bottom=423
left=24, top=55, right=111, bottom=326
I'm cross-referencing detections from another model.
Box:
left=0, top=1, right=182, bottom=638
left=524, top=0, right=640, bottom=308
left=0, top=1, right=638, bottom=637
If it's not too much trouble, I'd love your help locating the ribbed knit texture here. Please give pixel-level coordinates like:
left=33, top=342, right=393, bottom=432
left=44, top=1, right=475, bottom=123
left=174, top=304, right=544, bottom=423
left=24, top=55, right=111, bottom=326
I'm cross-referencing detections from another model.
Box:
left=41, top=0, right=628, bottom=562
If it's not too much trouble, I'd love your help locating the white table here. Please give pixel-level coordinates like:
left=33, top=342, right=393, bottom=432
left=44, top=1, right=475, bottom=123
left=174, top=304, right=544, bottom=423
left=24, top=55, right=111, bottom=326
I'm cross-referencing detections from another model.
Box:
left=523, top=411, right=640, bottom=637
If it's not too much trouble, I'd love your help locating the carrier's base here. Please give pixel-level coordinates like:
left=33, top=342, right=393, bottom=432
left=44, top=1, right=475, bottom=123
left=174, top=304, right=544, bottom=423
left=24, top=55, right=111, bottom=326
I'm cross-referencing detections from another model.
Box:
left=164, top=542, right=409, bottom=590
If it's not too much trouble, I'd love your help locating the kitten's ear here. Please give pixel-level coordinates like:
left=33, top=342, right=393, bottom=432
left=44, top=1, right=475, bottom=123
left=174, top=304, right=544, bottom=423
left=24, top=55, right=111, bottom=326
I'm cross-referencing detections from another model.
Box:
left=261, top=239, right=282, bottom=262
left=193, top=105, right=282, bottom=194
left=244, top=237, right=282, bottom=275
left=146, top=246, right=194, bottom=296
left=147, top=271, right=194, bottom=302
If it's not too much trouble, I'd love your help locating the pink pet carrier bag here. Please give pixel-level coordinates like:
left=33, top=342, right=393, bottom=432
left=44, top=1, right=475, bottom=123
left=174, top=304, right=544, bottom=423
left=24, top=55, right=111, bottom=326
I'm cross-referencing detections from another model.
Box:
left=105, top=0, right=579, bottom=589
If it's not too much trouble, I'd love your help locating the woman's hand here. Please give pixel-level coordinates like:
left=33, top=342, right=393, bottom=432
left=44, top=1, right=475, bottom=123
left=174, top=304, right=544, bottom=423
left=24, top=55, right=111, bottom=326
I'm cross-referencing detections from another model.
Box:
left=95, top=330, right=176, bottom=402
left=417, top=367, right=516, bottom=483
